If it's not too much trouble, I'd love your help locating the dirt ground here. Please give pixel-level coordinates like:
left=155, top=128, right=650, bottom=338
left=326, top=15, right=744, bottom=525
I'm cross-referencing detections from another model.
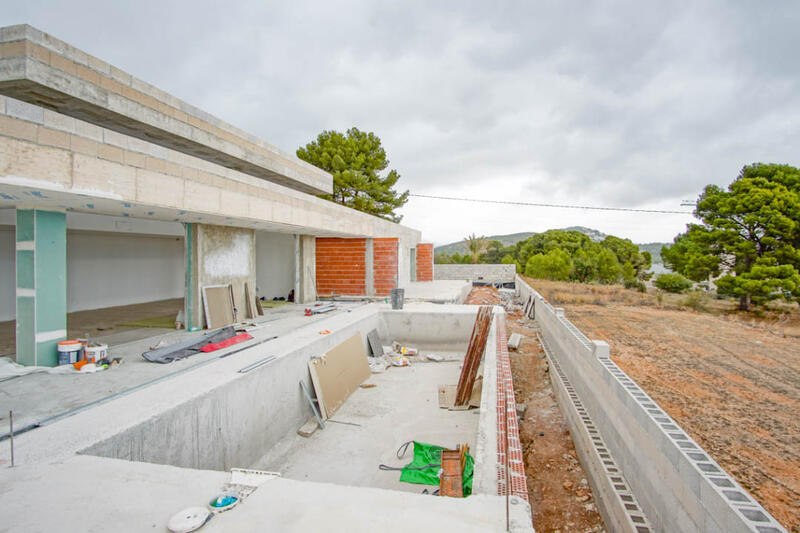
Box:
left=524, top=278, right=800, bottom=531
left=0, top=298, right=183, bottom=358
left=466, top=286, right=605, bottom=533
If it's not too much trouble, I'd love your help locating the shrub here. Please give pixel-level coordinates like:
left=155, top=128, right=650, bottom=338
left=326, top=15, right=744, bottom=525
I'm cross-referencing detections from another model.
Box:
left=682, top=290, right=707, bottom=311
left=624, top=279, right=646, bottom=293
left=654, top=273, right=693, bottom=293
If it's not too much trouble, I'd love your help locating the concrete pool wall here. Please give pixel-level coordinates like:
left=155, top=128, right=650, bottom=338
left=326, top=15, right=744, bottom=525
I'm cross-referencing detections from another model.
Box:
left=81, top=304, right=504, bottom=484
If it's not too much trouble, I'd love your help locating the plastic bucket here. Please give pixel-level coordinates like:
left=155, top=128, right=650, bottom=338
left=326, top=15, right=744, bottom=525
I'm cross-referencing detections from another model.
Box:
left=57, top=340, right=83, bottom=366
left=85, top=344, right=108, bottom=363
left=390, top=288, right=405, bottom=310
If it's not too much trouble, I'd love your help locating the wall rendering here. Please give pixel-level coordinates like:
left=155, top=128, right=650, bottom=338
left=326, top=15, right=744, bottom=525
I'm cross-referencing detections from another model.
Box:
left=67, top=231, right=184, bottom=312
left=255, top=231, right=295, bottom=301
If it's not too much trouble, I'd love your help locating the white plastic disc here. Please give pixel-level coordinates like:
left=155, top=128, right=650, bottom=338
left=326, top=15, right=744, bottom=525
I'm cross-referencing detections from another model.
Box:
left=167, top=506, right=211, bottom=533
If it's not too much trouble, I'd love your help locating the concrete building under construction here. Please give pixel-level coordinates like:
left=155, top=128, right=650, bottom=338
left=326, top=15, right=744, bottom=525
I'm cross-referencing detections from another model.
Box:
left=0, top=25, right=787, bottom=533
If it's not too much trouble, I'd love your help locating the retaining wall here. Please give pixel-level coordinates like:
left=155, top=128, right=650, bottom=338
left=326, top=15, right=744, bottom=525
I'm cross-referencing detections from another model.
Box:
left=517, top=275, right=786, bottom=533
left=434, top=264, right=516, bottom=283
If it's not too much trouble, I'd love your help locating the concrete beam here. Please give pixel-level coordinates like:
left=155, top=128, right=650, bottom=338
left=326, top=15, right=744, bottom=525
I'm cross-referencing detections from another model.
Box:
left=0, top=104, right=422, bottom=242
left=0, top=25, right=332, bottom=196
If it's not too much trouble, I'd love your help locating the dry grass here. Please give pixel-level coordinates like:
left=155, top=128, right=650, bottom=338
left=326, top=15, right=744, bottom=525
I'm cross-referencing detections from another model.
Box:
left=522, top=277, right=800, bottom=338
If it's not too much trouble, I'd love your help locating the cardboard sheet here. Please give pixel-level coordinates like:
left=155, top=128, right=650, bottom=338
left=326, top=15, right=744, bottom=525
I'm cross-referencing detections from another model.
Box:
left=438, top=376, right=482, bottom=410
left=244, top=282, right=257, bottom=319
left=203, top=285, right=235, bottom=329
left=308, top=333, right=370, bottom=419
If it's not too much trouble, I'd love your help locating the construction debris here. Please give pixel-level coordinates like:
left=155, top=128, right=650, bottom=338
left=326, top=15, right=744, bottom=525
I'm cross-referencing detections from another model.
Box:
left=142, top=327, right=236, bottom=363
left=508, top=332, right=523, bottom=350
left=366, top=329, right=384, bottom=357
left=305, top=302, right=336, bottom=316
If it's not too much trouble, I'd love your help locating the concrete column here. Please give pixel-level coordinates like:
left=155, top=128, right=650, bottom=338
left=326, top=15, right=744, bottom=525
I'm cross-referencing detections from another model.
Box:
left=297, top=235, right=316, bottom=304
left=184, top=223, right=202, bottom=331
left=365, top=238, right=375, bottom=297
left=293, top=234, right=301, bottom=303
left=15, top=209, right=67, bottom=366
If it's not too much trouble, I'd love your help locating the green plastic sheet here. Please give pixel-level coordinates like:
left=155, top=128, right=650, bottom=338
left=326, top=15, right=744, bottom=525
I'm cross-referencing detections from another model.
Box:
left=397, top=441, right=474, bottom=496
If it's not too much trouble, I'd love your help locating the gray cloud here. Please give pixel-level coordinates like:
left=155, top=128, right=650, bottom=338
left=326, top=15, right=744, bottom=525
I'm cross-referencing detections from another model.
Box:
left=3, top=0, right=799, bottom=243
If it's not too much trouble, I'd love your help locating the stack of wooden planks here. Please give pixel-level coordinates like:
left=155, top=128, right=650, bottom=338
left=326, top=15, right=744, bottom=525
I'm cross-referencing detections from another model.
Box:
left=454, top=305, right=493, bottom=406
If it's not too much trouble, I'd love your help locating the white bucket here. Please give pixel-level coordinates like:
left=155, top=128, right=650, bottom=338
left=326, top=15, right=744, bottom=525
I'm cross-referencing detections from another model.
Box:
left=57, top=340, right=83, bottom=366
left=85, top=344, right=108, bottom=363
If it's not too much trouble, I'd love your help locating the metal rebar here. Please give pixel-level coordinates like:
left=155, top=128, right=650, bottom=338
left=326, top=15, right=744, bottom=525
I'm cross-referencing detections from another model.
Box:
left=9, top=410, right=14, bottom=467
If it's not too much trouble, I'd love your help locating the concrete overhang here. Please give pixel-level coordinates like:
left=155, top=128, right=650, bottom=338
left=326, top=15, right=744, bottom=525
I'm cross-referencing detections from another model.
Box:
left=0, top=181, right=360, bottom=238
left=0, top=25, right=332, bottom=196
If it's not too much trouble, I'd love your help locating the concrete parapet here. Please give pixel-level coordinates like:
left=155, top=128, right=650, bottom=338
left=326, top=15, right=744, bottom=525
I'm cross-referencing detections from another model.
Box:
left=515, top=275, right=787, bottom=533
left=434, top=264, right=516, bottom=284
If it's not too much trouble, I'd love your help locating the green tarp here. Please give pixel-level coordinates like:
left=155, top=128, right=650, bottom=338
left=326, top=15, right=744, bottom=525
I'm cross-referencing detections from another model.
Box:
left=397, top=441, right=474, bottom=496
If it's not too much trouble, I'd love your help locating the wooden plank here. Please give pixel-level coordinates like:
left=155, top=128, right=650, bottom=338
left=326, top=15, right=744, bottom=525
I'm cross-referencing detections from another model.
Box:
left=202, top=285, right=235, bottom=329
left=440, top=449, right=463, bottom=498
left=307, top=333, right=370, bottom=419
left=454, top=306, right=492, bottom=406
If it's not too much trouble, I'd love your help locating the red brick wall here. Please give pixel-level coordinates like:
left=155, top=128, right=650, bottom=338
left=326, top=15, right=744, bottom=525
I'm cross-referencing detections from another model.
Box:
left=416, top=243, right=434, bottom=281
left=373, top=238, right=399, bottom=296
left=315, top=238, right=367, bottom=296
left=496, top=313, right=529, bottom=501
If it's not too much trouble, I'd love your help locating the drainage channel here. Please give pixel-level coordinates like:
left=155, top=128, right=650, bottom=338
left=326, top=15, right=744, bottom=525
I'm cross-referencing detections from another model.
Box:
left=538, top=333, right=653, bottom=533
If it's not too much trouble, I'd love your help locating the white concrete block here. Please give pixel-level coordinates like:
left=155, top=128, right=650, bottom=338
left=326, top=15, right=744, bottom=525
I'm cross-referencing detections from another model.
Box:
left=72, top=153, right=136, bottom=199
left=42, top=109, right=75, bottom=133
left=6, top=97, right=43, bottom=123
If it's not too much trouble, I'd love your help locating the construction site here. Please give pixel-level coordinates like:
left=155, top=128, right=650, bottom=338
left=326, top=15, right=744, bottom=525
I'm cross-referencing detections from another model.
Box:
left=0, top=25, right=793, bottom=533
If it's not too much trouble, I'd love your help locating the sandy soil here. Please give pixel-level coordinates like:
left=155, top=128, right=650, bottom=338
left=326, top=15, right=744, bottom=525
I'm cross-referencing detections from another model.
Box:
left=523, top=278, right=800, bottom=531
left=466, top=287, right=605, bottom=533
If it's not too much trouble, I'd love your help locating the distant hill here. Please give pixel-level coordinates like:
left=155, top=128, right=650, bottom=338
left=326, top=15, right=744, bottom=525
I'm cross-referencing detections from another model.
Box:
left=434, top=227, right=670, bottom=272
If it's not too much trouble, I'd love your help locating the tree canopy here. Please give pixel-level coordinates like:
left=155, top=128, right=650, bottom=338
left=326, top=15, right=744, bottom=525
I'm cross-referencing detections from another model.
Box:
left=297, top=127, right=409, bottom=222
left=662, top=163, right=800, bottom=309
left=435, top=228, right=652, bottom=285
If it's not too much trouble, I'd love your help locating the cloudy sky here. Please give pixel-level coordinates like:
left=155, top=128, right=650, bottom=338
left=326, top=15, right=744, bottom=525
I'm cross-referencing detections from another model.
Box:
left=5, top=1, right=799, bottom=245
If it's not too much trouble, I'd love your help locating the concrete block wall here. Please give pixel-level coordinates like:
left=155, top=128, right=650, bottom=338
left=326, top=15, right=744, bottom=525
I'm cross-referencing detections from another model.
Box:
left=435, top=264, right=516, bottom=283
left=0, top=95, right=422, bottom=243
left=315, top=238, right=367, bottom=296
left=373, top=238, right=398, bottom=296
left=416, top=243, right=433, bottom=281
left=516, top=275, right=787, bottom=533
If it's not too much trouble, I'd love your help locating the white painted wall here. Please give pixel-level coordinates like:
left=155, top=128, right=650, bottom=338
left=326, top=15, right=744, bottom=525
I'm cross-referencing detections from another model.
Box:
left=0, top=227, right=186, bottom=320
left=0, top=228, right=15, bottom=322
left=255, top=231, right=295, bottom=300
left=67, top=231, right=185, bottom=312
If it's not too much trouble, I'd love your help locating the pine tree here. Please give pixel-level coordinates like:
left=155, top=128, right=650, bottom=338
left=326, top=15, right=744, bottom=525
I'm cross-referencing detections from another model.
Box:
left=297, top=127, right=409, bottom=222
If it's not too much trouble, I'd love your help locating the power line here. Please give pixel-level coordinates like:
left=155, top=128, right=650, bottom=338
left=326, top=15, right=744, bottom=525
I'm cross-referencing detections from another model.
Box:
left=408, top=193, right=693, bottom=214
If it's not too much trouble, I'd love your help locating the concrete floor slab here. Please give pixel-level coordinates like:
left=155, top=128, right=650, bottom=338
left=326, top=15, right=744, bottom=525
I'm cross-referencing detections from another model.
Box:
left=0, top=454, right=533, bottom=532
left=0, top=302, right=366, bottom=436
left=255, top=350, right=478, bottom=492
